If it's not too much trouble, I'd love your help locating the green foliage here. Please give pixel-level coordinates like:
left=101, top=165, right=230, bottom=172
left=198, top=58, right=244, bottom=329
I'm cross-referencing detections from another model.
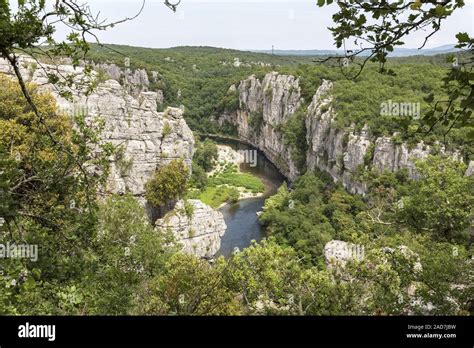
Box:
left=0, top=76, right=112, bottom=315
left=209, top=166, right=265, bottom=194
left=281, top=107, right=309, bottom=172
left=190, top=138, right=218, bottom=189
left=162, top=122, right=172, bottom=137
left=223, top=238, right=342, bottom=315
left=220, top=88, right=240, bottom=113
left=189, top=162, right=208, bottom=189
left=193, top=138, right=218, bottom=172
left=248, top=108, right=264, bottom=134
left=115, top=145, right=133, bottom=177
left=260, top=172, right=365, bottom=265
left=364, top=143, right=375, bottom=166
left=132, top=253, right=240, bottom=315
left=95, top=68, right=111, bottom=84
left=145, top=159, right=189, bottom=207
left=82, top=195, right=177, bottom=314
left=183, top=200, right=194, bottom=219
left=340, top=231, right=473, bottom=315
left=189, top=144, right=265, bottom=208
left=257, top=155, right=472, bottom=314
left=188, top=185, right=240, bottom=208
left=398, top=156, right=473, bottom=242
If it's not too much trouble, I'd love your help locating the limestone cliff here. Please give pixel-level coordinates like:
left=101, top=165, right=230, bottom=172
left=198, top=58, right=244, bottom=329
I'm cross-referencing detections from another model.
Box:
left=0, top=56, right=193, bottom=197
left=155, top=200, right=227, bottom=258
left=223, top=72, right=303, bottom=180
left=0, top=56, right=226, bottom=258
left=305, top=80, right=463, bottom=192
left=92, top=61, right=164, bottom=103
left=223, top=72, right=464, bottom=193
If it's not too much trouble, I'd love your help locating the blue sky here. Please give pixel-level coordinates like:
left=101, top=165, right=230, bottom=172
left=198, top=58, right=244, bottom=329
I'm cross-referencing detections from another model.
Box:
left=56, top=0, right=474, bottom=50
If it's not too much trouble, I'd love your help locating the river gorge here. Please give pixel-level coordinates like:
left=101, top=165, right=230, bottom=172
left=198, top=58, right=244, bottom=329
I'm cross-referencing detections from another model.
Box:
left=210, top=140, right=286, bottom=257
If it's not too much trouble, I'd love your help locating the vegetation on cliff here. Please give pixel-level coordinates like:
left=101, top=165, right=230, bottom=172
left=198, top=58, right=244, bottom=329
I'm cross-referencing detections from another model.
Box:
left=87, top=45, right=470, bottom=160
left=0, top=0, right=472, bottom=318
left=145, top=159, right=189, bottom=208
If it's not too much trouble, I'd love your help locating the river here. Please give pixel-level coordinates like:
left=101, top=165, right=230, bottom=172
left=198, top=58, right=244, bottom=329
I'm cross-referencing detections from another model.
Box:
left=213, top=140, right=286, bottom=257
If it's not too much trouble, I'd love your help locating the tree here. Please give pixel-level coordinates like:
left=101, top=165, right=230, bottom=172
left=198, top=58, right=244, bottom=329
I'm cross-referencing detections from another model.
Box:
left=316, top=0, right=473, bottom=139
left=260, top=173, right=362, bottom=265
left=132, top=253, right=240, bottom=315
left=145, top=159, right=189, bottom=207
left=0, top=75, right=112, bottom=315
left=0, top=0, right=163, bottom=208
left=223, top=238, right=363, bottom=315
left=398, top=155, right=473, bottom=242
left=342, top=231, right=473, bottom=315
left=81, top=194, right=178, bottom=315
left=193, top=138, right=218, bottom=172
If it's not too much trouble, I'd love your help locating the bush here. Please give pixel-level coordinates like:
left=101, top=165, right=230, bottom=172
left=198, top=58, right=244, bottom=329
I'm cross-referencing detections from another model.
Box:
left=281, top=107, right=308, bottom=172
left=145, top=159, right=189, bottom=207
left=190, top=161, right=208, bottom=189
left=248, top=108, right=264, bottom=133
left=227, top=187, right=240, bottom=203
left=193, top=138, right=218, bottom=172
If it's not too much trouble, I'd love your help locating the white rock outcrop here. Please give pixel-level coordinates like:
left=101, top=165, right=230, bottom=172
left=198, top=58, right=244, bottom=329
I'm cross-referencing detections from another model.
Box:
left=60, top=83, right=194, bottom=197
left=324, top=240, right=364, bottom=269
left=155, top=200, right=227, bottom=258
left=224, top=72, right=465, bottom=192
left=0, top=56, right=228, bottom=258
left=223, top=72, right=303, bottom=180
left=92, top=61, right=164, bottom=104
left=0, top=56, right=194, bottom=197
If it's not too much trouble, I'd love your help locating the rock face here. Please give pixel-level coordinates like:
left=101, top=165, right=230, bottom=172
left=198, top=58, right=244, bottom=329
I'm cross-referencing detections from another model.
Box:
left=92, top=62, right=164, bottom=104
left=0, top=56, right=227, bottom=258
left=223, top=72, right=464, bottom=193
left=324, top=240, right=364, bottom=269
left=155, top=200, right=227, bottom=258
left=59, top=82, right=194, bottom=197
left=305, top=80, right=368, bottom=194
left=304, top=80, right=463, bottom=192
left=0, top=56, right=193, bottom=197
left=465, top=161, right=474, bottom=177
left=223, top=72, right=303, bottom=180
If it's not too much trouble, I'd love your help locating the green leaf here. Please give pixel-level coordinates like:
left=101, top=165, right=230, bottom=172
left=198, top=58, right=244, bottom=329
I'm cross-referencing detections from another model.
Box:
left=455, top=32, right=470, bottom=43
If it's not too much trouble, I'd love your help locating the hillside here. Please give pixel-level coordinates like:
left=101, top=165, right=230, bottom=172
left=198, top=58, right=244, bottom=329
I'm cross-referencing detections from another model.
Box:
left=87, top=44, right=471, bottom=160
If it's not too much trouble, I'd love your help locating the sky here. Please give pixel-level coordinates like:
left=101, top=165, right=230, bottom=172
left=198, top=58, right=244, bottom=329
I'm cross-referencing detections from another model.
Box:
left=54, top=0, right=474, bottom=50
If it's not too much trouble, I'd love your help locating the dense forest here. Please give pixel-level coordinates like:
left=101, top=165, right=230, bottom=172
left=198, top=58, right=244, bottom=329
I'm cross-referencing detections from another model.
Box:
left=1, top=49, right=472, bottom=315
left=87, top=45, right=472, bottom=161
left=0, top=0, right=473, bottom=319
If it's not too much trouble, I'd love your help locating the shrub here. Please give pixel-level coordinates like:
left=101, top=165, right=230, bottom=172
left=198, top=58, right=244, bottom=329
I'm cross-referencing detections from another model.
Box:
left=193, top=138, right=218, bottom=172
left=145, top=159, right=189, bottom=207
left=183, top=200, right=195, bottom=219
left=248, top=108, right=264, bottom=133
left=162, top=122, right=172, bottom=137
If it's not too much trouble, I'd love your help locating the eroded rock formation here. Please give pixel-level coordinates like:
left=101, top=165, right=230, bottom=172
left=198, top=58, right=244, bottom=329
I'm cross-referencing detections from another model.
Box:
left=0, top=56, right=226, bottom=258
left=224, top=72, right=303, bottom=180
left=222, top=72, right=464, bottom=193
left=155, top=200, right=227, bottom=258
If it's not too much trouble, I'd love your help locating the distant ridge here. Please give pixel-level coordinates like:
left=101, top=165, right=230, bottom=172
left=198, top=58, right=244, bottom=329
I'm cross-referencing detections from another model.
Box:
left=251, top=44, right=459, bottom=57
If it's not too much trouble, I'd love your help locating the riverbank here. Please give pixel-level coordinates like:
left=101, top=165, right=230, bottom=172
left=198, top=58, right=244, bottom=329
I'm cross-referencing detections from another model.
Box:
left=215, top=141, right=286, bottom=257
left=188, top=144, right=266, bottom=209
